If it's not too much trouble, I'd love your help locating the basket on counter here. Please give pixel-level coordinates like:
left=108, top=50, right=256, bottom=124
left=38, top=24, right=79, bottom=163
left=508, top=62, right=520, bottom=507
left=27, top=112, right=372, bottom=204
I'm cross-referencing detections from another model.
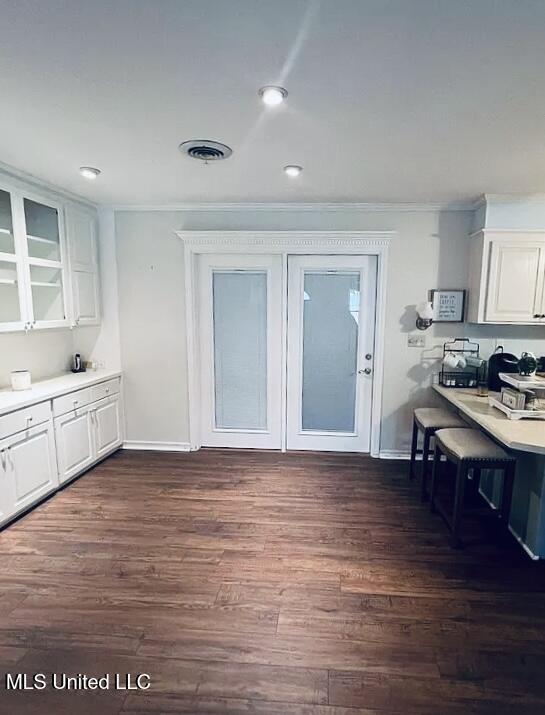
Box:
left=439, top=338, right=482, bottom=388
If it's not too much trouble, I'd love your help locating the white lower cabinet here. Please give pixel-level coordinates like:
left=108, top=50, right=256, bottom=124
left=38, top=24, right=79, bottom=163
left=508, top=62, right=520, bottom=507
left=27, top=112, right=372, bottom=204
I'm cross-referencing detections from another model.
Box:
left=94, top=396, right=122, bottom=459
left=55, top=394, right=122, bottom=484
left=0, top=375, right=123, bottom=527
left=0, top=420, right=58, bottom=525
left=55, top=407, right=94, bottom=484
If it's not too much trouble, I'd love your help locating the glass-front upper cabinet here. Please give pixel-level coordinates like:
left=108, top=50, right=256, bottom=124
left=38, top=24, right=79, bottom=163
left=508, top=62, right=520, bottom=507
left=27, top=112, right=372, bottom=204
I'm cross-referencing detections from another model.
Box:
left=22, top=196, right=68, bottom=328
left=0, top=189, right=28, bottom=331
left=0, top=187, right=69, bottom=332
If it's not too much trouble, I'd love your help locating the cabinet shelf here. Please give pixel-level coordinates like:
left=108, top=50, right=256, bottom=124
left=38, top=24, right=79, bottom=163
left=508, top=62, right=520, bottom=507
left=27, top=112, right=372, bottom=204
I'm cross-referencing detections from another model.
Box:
left=0, top=278, right=17, bottom=285
left=27, top=234, right=58, bottom=246
left=0, top=228, right=12, bottom=235
left=30, top=281, right=62, bottom=288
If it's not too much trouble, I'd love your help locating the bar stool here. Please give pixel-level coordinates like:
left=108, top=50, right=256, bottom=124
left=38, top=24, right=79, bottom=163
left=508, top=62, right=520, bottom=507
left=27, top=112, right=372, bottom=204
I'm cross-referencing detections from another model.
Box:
left=430, top=428, right=516, bottom=548
left=409, top=408, right=467, bottom=501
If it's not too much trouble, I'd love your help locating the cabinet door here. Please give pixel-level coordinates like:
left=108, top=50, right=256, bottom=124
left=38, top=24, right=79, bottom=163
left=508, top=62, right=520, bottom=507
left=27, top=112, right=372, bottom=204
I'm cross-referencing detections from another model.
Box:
left=0, top=188, right=29, bottom=332
left=72, top=270, right=100, bottom=326
left=20, top=194, right=69, bottom=330
left=93, top=396, right=122, bottom=459
left=66, top=205, right=97, bottom=272
left=4, top=421, right=59, bottom=516
left=486, top=241, right=545, bottom=322
left=0, top=445, right=16, bottom=526
left=54, top=408, right=95, bottom=484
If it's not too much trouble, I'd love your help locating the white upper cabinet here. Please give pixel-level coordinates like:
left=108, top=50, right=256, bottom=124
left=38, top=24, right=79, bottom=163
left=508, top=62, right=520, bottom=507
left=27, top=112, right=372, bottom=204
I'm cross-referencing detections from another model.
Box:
left=65, top=204, right=101, bottom=327
left=0, top=188, right=28, bottom=331
left=0, top=177, right=100, bottom=332
left=467, top=230, right=545, bottom=324
left=67, top=204, right=97, bottom=272
left=20, top=194, right=70, bottom=329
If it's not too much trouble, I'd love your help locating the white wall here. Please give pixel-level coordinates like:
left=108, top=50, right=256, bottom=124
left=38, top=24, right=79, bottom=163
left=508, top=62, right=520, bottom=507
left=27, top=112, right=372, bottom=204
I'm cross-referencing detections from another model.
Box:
left=114, top=206, right=517, bottom=454
left=0, top=329, right=74, bottom=389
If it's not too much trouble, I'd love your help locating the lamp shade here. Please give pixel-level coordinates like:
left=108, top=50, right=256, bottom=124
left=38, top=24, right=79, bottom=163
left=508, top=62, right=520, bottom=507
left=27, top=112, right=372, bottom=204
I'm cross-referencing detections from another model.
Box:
left=416, top=301, right=434, bottom=320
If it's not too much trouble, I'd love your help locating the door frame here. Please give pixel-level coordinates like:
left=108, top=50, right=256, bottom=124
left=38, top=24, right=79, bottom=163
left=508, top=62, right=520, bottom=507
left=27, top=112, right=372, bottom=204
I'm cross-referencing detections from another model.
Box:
left=176, top=230, right=394, bottom=457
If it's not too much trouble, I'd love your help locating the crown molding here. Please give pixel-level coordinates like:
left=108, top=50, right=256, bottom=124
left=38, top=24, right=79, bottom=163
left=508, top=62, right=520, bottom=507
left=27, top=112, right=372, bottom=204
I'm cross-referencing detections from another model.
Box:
left=0, top=160, right=96, bottom=209
left=175, top=229, right=395, bottom=252
left=483, top=193, right=545, bottom=204
left=113, top=200, right=475, bottom=213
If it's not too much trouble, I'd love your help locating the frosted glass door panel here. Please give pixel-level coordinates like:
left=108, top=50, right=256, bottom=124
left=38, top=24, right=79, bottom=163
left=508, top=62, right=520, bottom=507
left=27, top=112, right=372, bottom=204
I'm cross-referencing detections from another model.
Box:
left=213, top=272, right=267, bottom=430
left=287, top=255, right=377, bottom=453
left=24, top=198, right=61, bottom=261
left=302, top=273, right=360, bottom=432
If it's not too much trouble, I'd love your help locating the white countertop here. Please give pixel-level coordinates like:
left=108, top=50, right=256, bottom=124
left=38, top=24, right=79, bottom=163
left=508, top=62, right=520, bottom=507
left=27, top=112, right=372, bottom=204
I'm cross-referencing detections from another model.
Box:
left=0, top=370, right=121, bottom=417
left=434, top=385, right=545, bottom=455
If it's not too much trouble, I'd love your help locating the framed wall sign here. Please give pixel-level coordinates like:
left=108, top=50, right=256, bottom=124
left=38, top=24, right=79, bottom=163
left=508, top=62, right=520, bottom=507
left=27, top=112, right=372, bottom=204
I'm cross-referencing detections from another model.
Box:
left=429, top=289, right=466, bottom=323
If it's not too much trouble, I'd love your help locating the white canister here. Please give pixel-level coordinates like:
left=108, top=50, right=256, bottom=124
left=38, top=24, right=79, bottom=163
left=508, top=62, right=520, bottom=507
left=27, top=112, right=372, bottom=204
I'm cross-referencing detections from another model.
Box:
left=10, top=370, right=31, bottom=391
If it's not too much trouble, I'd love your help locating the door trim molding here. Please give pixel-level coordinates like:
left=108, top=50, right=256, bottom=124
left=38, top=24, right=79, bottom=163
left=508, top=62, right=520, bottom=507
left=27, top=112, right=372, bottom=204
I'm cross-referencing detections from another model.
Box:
left=176, top=230, right=394, bottom=457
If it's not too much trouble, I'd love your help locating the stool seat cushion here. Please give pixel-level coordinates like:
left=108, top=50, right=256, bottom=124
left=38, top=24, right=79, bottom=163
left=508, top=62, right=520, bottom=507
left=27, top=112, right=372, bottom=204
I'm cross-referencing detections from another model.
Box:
left=414, top=408, right=466, bottom=431
left=435, top=428, right=512, bottom=462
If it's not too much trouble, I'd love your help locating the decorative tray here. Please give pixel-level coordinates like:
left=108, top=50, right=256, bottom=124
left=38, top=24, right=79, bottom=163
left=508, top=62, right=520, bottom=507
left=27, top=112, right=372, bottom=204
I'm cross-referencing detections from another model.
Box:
left=488, top=396, right=545, bottom=421
left=498, top=372, right=545, bottom=392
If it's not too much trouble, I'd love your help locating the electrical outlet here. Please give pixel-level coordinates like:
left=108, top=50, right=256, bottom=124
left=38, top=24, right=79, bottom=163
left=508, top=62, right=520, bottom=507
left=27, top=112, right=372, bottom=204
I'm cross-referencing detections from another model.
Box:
left=408, top=334, right=426, bottom=348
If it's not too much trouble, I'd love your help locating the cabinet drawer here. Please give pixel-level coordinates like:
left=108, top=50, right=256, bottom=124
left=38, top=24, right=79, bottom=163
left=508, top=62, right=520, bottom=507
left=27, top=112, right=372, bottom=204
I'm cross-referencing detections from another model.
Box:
left=0, top=401, right=51, bottom=440
left=52, top=387, right=92, bottom=417
left=90, top=378, right=120, bottom=403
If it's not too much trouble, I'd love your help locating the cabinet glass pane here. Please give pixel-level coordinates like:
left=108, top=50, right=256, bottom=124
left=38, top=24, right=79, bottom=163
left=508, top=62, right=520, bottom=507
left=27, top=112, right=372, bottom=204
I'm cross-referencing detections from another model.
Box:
left=24, top=198, right=61, bottom=261
left=30, top=265, right=65, bottom=322
left=302, top=272, right=360, bottom=432
left=0, top=260, right=20, bottom=322
left=213, top=271, right=267, bottom=430
left=0, top=190, right=14, bottom=254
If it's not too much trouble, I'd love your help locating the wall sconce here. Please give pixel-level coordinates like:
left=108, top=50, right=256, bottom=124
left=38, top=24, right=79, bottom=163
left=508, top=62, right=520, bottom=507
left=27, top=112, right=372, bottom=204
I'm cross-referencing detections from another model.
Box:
left=416, top=301, right=434, bottom=330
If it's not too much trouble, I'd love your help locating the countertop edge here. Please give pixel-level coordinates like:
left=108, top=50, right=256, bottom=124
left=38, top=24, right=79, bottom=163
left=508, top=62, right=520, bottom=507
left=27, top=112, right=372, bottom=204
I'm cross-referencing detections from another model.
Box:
left=0, top=370, right=122, bottom=417
left=433, top=384, right=545, bottom=455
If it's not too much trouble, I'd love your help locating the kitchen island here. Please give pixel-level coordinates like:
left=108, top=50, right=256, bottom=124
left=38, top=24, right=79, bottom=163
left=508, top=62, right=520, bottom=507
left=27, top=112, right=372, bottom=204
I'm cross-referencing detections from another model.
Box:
left=434, top=385, right=545, bottom=559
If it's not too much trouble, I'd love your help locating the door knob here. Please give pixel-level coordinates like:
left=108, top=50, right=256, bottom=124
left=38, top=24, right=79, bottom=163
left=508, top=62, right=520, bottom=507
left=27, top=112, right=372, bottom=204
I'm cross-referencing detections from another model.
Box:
left=358, top=368, right=372, bottom=375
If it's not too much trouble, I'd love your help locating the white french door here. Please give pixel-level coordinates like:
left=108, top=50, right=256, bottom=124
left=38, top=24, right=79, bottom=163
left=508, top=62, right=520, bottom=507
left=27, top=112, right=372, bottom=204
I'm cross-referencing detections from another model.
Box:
left=198, top=253, right=377, bottom=452
left=198, top=254, right=283, bottom=449
left=286, top=256, right=377, bottom=452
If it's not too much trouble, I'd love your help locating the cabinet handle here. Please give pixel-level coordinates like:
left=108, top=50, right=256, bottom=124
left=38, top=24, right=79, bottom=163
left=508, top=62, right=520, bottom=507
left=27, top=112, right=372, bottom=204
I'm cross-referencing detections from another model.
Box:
left=534, top=314, right=540, bottom=318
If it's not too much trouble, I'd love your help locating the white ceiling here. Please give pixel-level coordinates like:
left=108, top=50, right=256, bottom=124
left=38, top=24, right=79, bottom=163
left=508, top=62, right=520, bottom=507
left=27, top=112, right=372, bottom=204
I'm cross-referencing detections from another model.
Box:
left=1, top=0, right=545, bottom=205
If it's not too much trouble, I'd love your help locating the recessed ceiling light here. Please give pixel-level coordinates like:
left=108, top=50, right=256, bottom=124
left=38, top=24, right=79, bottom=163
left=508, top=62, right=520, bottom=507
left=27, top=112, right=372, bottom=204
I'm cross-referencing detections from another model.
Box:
left=259, top=86, right=288, bottom=107
left=79, top=166, right=101, bottom=180
left=284, top=165, right=303, bottom=178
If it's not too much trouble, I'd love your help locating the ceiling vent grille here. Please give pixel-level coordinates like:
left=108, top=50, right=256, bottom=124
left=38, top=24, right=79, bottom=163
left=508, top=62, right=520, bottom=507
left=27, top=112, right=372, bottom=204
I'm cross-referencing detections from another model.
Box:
left=179, top=140, right=233, bottom=162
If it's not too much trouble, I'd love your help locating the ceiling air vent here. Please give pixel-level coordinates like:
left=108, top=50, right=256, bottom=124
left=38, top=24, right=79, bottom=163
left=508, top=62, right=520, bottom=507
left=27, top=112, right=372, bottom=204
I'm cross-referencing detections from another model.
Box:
left=179, top=140, right=233, bottom=162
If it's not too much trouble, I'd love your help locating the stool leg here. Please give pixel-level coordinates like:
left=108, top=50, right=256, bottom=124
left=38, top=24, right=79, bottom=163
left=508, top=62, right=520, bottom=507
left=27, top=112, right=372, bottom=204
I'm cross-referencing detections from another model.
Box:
left=409, top=419, right=418, bottom=481
left=420, top=431, right=431, bottom=502
left=429, top=443, right=442, bottom=513
left=467, top=467, right=481, bottom=505
left=500, top=463, right=516, bottom=526
left=451, top=463, right=468, bottom=548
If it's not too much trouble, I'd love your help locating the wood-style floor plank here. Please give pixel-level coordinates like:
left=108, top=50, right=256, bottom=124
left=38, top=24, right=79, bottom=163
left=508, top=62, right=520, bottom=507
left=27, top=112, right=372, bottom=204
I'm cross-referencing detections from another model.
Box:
left=0, top=448, right=545, bottom=714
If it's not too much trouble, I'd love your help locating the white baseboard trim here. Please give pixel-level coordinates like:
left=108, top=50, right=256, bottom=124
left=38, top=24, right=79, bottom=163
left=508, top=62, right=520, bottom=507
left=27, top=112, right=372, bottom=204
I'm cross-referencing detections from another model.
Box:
left=122, top=441, right=191, bottom=452
left=379, top=450, right=412, bottom=460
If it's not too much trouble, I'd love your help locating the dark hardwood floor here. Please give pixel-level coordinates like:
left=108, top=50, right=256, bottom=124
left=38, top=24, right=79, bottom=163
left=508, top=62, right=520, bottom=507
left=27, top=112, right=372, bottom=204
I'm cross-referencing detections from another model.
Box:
left=1, top=448, right=545, bottom=714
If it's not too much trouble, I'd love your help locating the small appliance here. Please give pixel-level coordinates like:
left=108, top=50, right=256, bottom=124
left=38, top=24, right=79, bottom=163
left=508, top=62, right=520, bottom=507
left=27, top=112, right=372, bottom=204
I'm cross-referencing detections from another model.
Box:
left=487, top=347, right=518, bottom=392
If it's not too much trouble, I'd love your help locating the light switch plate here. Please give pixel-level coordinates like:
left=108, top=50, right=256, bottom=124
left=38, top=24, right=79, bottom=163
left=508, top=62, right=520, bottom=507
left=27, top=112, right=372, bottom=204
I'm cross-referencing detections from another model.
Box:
left=408, top=334, right=426, bottom=348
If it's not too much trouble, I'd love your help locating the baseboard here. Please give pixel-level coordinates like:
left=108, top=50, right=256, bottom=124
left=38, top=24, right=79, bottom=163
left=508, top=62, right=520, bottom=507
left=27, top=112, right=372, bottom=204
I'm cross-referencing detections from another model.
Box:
left=122, top=441, right=191, bottom=452
left=379, top=450, right=412, bottom=460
